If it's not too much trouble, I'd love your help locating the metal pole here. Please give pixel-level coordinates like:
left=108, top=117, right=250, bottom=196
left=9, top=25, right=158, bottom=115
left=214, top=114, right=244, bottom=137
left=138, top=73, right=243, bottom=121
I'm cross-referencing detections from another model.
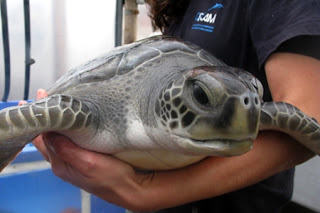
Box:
left=23, top=0, right=35, bottom=100
left=124, top=0, right=138, bottom=44
left=115, top=0, right=123, bottom=47
left=0, top=0, right=11, bottom=101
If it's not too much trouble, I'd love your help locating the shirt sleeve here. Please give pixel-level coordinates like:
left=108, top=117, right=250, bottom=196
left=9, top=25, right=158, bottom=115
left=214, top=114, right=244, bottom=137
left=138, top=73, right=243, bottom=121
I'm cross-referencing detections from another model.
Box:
left=276, top=35, right=320, bottom=60
left=248, top=0, right=320, bottom=67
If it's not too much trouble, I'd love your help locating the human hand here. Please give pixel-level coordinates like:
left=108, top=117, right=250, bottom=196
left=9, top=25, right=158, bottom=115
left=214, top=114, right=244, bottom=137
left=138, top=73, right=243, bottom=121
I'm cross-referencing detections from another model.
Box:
left=41, top=133, right=152, bottom=211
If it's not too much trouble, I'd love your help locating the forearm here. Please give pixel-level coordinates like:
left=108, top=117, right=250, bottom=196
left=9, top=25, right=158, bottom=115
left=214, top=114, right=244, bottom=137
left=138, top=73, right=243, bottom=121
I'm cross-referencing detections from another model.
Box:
left=266, top=53, right=320, bottom=122
left=139, top=131, right=313, bottom=211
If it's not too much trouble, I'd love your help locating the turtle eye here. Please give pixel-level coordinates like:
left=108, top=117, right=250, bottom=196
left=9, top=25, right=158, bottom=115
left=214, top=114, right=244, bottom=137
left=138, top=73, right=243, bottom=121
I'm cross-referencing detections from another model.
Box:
left=192, top=82, right=209, bottom=106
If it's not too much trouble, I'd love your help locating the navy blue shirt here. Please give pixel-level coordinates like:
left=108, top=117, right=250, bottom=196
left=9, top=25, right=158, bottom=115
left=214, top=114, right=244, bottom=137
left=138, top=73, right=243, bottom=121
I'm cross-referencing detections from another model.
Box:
left=165, top=0, right=320, bottom=102
left=159, top=0, right=320, bottom=212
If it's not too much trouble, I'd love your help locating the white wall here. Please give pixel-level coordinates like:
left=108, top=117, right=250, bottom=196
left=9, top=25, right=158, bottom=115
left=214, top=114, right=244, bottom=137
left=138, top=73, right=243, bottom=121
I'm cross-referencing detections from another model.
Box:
left=0, top=0, right=56, bottom=101
left=64, top=0, right=116, bottom=72
left=0, top=0, right=116, bottom=101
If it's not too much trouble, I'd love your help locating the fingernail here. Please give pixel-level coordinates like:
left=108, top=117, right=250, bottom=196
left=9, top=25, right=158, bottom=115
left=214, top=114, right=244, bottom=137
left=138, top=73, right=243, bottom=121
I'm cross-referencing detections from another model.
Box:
left=37, top=89, right=46, bottom=99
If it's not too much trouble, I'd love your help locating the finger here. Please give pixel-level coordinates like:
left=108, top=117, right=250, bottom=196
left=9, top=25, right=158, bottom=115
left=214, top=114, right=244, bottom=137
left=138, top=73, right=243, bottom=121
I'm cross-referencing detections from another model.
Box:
left=44, top=133, right=108, bottom=176
left=42, top=134, right=147, bottom=209
left=44, top=133, right=133, bottom=178
left=44, top=136, right=74, bottom=183
left=32, top=134, right=50, bottom=161
left=18, top=100, right=28, bottom=106
left=36, top=88, right=48, bottom=100
left=19, top=89, right=47, bottom=106
left=43, top=133, right=86, bottom=183
left=43, top=134, right=97, bottom=187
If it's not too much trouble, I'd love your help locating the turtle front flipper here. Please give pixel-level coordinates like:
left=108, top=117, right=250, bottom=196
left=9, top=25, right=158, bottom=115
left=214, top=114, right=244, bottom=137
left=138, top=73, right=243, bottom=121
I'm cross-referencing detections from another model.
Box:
left=0, top=94, right=95, bottom=172
left=260, top=102, right=320, bottom=155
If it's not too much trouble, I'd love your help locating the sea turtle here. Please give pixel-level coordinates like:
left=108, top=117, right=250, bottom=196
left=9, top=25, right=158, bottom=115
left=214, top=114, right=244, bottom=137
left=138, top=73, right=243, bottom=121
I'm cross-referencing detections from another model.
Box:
left=0, top=36, right=319, bottom=171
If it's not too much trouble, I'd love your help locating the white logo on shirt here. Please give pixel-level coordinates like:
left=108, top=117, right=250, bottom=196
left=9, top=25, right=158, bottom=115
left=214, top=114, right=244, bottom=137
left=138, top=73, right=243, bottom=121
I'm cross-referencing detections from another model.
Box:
left=192, top=3, right=223, bottom=33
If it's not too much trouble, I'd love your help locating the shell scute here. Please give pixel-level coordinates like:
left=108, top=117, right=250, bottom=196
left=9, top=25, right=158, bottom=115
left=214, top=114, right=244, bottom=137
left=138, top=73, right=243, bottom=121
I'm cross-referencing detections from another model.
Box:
left=153, top=39, right=198, bottom=54
left=116, top=46, right=161, bottom=75
left=49, top=37, right=192, bottom=94
left=79, top=56, right=121, bottom=83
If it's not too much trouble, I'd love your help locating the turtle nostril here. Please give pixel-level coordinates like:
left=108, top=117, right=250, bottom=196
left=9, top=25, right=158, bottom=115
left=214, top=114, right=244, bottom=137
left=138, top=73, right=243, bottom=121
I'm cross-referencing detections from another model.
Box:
left=241, top=93, right=260, bottom=108
left=244, top=97, right=250, bottom=105
left=254, top=97, right=259, bottom=105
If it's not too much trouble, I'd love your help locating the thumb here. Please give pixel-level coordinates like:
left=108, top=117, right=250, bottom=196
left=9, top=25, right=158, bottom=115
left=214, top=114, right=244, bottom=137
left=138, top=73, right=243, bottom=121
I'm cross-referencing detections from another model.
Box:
left=36, top=89, right=48, bottom=100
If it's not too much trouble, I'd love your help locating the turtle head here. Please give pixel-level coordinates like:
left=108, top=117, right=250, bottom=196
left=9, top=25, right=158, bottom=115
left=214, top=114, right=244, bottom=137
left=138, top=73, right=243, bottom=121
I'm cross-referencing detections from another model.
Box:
left=155, top=66, right=261, bottom=156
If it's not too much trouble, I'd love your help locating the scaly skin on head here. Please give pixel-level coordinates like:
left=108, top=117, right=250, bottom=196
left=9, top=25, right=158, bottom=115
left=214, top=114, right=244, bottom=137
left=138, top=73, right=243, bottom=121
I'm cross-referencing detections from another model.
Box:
left=154, top=66, right=261, bottom=156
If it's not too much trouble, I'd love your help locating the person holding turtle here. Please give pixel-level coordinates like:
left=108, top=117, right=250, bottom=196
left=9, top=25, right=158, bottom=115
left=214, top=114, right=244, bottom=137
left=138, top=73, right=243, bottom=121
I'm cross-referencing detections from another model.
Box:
left=33, top=0, right=320, bottom=212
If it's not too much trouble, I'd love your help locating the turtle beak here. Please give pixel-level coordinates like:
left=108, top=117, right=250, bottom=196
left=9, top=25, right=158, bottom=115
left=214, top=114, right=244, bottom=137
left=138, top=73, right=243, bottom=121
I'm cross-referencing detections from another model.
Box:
left=188, top=90, right=261, bottom=142
left=182, top=91, right=260, bottom=156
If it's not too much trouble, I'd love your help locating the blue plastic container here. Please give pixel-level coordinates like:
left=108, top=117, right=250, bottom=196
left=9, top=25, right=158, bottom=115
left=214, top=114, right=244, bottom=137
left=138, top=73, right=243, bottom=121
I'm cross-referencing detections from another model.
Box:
left=0, top=169, right=82, bottom=213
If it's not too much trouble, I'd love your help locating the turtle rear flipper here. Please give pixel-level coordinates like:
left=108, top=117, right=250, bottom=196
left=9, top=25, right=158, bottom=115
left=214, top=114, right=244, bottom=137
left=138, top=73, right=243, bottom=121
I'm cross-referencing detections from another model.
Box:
left=260, top=102, right=320, bottom=155
left=0, top=95, right=95, bottom=172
